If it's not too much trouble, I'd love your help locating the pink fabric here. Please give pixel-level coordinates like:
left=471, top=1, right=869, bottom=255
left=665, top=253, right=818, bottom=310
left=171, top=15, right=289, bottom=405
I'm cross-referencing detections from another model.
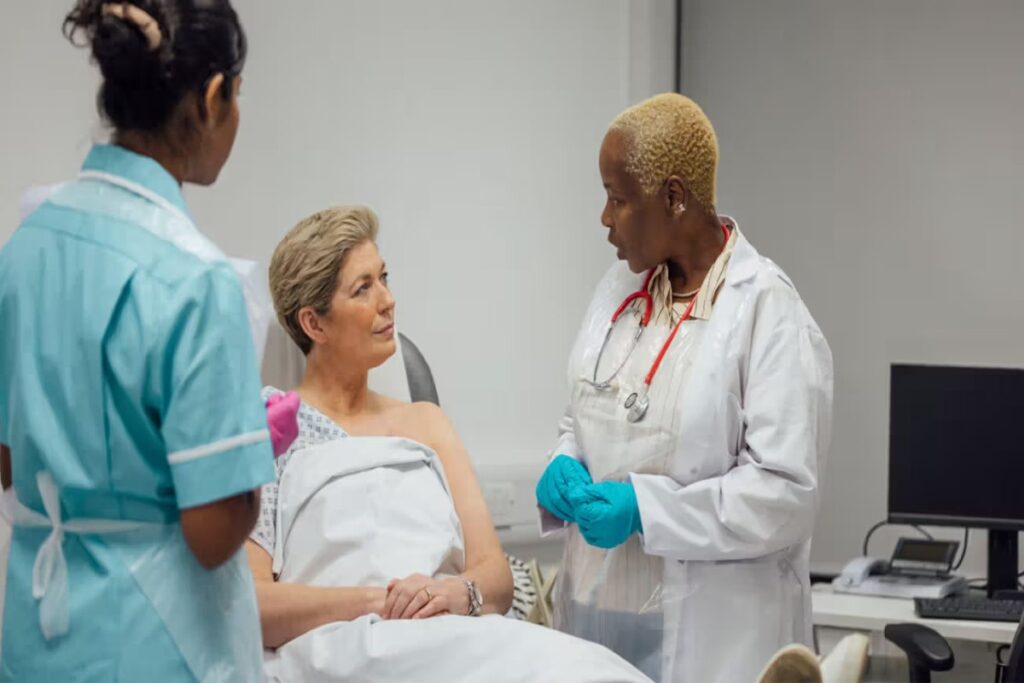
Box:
left=266, top=391, right=300, bottom=457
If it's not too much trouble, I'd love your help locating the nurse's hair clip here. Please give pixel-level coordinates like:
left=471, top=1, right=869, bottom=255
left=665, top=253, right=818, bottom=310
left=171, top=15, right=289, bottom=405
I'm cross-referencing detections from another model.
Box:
left=101, top=3, right=163, bottom=51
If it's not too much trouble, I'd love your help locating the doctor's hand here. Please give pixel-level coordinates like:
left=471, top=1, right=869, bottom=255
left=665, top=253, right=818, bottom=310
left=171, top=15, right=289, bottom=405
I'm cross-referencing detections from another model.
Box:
left=384, top=574, right=468, bottom=620
left=570, top=481, right=643, bottom=549
left=535, top=454, right=592, bottom=523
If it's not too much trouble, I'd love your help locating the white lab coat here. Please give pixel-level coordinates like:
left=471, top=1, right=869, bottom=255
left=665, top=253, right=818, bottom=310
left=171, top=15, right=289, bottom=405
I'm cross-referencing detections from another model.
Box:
left=548, top=229, right=833, bottom=683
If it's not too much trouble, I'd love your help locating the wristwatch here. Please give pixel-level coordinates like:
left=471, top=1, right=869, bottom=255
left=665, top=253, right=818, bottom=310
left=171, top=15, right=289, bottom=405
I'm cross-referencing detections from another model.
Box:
left=464, top=579, right=483, bottom=616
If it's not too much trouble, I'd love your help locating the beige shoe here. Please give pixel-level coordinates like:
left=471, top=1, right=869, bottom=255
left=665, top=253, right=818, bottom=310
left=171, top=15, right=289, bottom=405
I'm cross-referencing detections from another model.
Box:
left=820, top=634, right=870, bottom=683
left=757, top=644, right=824, bottom=683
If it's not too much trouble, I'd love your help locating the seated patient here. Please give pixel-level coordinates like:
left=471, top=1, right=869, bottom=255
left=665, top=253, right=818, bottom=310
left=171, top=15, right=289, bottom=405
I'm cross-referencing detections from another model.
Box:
left=248, top=206, right=650, bottom=683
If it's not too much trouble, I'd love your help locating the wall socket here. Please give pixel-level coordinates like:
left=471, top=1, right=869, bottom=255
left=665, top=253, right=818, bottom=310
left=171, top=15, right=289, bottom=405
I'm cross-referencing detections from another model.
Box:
left=475, top=461, right=559, bottom=546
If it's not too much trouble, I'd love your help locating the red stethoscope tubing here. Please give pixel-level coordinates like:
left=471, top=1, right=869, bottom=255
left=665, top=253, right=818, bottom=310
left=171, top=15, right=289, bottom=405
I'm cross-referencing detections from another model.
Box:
left=616, top=223, right=730, bottom=392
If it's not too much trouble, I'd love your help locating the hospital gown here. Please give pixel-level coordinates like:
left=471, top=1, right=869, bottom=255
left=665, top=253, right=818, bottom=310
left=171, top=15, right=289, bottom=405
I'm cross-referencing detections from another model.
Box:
left=254, top=388, right=651, bottom=683
left=250, top=388, right=350, bottom=555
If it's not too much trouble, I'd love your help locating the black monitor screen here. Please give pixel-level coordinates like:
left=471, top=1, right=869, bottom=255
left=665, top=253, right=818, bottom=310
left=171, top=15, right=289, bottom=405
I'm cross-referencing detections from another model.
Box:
left=888, top=364, right=1024, bottom=528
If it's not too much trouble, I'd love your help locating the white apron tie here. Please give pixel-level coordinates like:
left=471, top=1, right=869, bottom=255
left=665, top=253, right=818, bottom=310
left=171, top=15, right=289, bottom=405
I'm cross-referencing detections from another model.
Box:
left=4, top=472, right=157, bottom=640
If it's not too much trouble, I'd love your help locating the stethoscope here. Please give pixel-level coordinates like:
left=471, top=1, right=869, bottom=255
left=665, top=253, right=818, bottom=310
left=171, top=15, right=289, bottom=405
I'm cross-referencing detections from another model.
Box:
left=588, top=224, right=730, bottom=423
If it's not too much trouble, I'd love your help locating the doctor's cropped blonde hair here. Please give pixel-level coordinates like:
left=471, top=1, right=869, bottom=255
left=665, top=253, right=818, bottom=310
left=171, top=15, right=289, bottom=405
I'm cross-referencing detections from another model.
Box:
left=609, top=92, right=718, bottom=210
left=270, top=205, right=379, bottom=354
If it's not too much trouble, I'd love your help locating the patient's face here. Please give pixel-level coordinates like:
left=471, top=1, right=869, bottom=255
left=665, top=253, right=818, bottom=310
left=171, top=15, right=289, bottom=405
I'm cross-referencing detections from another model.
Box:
left=318, top=240, right=396, bottom=369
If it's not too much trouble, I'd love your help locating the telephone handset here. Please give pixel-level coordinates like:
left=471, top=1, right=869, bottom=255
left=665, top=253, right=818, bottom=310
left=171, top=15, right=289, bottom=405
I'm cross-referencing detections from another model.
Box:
left=835, top=557, right=890, bottom=588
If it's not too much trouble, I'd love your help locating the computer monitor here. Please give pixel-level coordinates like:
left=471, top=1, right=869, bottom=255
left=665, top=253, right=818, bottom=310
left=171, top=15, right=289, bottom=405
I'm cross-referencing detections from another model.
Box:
left=888, top=363, right=1024, bottom=595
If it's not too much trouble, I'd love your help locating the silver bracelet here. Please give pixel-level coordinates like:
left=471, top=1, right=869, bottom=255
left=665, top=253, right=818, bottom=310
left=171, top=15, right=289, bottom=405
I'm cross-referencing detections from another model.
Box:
left=463, top=578, right=483, bottom=616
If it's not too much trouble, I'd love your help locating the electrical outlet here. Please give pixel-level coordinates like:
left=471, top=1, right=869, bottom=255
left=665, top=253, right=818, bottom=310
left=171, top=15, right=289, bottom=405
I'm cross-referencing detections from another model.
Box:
left=481, top=481, right=517, bottom=524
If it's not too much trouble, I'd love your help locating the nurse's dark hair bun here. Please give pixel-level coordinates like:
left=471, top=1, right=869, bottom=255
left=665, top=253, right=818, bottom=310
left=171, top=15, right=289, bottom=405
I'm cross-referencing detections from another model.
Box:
left=63, top=0, right=247, bottom=134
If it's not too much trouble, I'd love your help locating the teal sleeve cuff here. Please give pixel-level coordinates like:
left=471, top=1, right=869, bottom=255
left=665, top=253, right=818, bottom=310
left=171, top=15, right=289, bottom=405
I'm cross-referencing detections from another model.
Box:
left=171, top=436, right=275, bottom=509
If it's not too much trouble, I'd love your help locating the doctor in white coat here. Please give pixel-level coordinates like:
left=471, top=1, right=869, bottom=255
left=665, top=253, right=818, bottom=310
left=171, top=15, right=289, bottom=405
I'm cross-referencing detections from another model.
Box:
left=536, top=93, right=834, bottom=682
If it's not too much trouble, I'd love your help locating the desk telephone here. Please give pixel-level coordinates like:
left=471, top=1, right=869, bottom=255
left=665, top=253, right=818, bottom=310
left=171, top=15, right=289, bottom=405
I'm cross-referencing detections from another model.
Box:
left=833, top=539, right=966, bottom=599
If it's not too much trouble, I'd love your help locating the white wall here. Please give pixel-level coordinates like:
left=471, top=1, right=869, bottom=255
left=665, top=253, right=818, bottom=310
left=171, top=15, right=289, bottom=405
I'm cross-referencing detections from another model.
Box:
left=1, top=2, right=673, bottom=476
left=680, top=0, right=1024, bottom=576
left=0, top=5, right=101, bottom=225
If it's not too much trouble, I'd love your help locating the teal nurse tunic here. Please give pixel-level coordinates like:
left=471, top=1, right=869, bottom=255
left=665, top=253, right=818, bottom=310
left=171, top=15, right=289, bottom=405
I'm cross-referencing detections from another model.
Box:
left=0, top=145, right=275, bottom=681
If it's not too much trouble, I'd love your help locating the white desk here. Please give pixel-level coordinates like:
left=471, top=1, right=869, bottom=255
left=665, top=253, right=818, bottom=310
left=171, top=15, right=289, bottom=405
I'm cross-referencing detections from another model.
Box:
left=813, top=584, right=1018, bottom=682
left=812, top=584, right=1018, bottom=645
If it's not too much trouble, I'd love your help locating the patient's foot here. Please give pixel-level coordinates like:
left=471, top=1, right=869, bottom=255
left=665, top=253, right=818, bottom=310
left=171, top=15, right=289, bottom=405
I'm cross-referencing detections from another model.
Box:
left=757, top=644, right=823, bottom=683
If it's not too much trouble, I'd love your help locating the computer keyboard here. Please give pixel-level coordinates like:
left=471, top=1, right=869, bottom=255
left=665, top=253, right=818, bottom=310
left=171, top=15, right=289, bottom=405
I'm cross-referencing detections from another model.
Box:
left=915, top=596, right=1024, bottom=622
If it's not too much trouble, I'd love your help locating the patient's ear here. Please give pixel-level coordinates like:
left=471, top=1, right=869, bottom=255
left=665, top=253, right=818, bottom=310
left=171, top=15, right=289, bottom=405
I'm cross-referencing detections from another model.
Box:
left=298, top=307, right=328, bottom=347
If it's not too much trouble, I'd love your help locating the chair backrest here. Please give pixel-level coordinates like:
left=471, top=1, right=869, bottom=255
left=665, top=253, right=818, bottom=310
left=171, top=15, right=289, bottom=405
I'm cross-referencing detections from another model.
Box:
left=398, top=332, right=439, bottom=405
left=260, top=322, right=306, bottom=390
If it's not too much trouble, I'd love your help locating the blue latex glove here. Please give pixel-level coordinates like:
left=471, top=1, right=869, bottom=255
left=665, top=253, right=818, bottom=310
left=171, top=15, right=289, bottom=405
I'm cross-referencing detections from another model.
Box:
left=570, top=481, right=643, bottom=549
left=536, top=454, right=592, bottom=523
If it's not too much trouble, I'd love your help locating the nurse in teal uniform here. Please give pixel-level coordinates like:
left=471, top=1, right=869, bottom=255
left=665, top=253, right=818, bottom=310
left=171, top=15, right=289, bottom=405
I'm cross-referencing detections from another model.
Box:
left=0, top=1, right=287, bottom=680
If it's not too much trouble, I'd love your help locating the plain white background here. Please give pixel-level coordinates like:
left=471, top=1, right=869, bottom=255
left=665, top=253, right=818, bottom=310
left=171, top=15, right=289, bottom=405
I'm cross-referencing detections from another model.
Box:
left=3, top=1, right=1024, bottom=580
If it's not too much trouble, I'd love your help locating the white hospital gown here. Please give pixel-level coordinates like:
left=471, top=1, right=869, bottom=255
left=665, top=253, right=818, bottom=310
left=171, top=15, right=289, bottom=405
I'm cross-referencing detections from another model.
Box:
left=258, top=406, right=653, bottom=683
left=250, top=387, right=348, bottom=558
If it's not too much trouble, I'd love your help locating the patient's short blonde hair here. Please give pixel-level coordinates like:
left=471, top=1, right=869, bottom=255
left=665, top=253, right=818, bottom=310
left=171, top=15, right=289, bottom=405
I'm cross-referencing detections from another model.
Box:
left=269, top=205, right=380, bottom=354
left=609, top=92, right=718, bottom=210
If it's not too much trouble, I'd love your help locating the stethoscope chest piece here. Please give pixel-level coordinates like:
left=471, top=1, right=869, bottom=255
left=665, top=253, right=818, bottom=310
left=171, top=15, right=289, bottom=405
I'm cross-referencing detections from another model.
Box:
left=624, top=391, right=649, bottom=423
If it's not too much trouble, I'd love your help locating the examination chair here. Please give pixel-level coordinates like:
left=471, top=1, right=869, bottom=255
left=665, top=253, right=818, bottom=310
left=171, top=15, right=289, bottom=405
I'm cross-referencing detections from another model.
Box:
left=396, top=332, right=439, bottom=405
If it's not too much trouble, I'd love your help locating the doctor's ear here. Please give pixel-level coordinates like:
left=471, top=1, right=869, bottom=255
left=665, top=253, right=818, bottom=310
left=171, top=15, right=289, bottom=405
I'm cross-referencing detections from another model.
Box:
left=297, top=307, right=329, bottom=347
left=664, top=177, right=688, bottom=217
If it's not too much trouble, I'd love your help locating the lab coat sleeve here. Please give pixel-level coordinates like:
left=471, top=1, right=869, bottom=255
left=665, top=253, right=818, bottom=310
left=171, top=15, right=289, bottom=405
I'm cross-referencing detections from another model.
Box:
left=632, top=309, right=833, bottom=562
left=553, top=404, right=581, bottom=460
left=158, top=265, right=277, bottom=509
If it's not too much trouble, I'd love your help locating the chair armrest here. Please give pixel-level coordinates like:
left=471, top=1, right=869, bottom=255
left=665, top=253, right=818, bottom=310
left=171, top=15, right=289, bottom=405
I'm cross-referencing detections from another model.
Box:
left=884, top=623, right=955, bottom=672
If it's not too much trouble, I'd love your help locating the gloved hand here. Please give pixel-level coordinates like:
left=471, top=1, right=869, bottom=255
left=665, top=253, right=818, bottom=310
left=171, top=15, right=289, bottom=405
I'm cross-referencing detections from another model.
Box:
left=570, top=480, right=643, bottom=549
left=266, top=391, right=300, bottom=457
left=535, top=454, right=592, bottom=523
